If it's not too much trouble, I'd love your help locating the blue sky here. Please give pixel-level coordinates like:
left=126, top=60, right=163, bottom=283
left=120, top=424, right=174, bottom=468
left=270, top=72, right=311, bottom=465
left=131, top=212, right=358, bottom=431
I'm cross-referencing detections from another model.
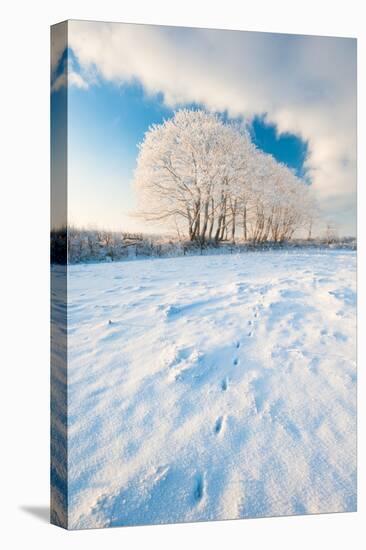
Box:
left=250, top=117, right=309, bottom=180
left=51, top=21, right=356, bottom=235
left=67, top=81, right=171, bottom=230
left=65, top=81, right=309, bottom=231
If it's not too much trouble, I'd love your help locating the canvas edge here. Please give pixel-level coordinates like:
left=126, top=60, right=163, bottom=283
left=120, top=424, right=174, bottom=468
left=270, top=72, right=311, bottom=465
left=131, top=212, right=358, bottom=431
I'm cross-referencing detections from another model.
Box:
left=50, top=20, right=69, bottom=530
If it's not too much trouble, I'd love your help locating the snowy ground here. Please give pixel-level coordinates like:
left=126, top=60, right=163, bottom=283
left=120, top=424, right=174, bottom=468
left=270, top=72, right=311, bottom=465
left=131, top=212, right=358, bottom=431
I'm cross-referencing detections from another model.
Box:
left=66, top=249, right=356, bottom=529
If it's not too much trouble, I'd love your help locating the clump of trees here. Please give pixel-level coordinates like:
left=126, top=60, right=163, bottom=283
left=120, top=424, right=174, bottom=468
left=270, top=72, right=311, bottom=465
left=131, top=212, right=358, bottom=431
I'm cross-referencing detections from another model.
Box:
left=60, top=227, right=355, bottom=264
left=67, top=227, right=144, bottom=263
left=65, top=227, right=195, bottom=264
left=133, top=110, right=317, bottom=244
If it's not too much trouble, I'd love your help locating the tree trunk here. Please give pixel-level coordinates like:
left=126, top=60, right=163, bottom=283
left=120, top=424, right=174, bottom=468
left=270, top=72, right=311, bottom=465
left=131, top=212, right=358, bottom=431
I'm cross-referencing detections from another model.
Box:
left=200, top=200, right=210, bottom=243
left=219, top=201, right=227, bottom=241
left=243, top=206, right=247, bottom=241
left=215, top=217, right=222, bottom=243
left=219, top=218, right=226, bottom=241
left=262, top=215, right=273, bottom=242
left=187, top=207, right=193, bottom=240
left=215, top=194, right=226, bottom=243
left=307, top=220, right=313, bottom=240
left=208, top=199, right=215, bottom=241
left=190, top=202, right=201, bottom=241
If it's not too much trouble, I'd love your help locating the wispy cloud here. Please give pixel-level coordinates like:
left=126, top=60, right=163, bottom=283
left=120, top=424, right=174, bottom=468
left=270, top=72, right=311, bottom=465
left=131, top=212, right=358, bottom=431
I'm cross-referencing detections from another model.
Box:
left=51, top=46, right=89, bottom=92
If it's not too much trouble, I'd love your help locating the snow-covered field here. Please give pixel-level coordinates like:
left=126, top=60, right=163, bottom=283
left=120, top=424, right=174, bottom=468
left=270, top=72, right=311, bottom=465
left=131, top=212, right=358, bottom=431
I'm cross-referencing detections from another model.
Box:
left=66, top=249, right=356, bottom=528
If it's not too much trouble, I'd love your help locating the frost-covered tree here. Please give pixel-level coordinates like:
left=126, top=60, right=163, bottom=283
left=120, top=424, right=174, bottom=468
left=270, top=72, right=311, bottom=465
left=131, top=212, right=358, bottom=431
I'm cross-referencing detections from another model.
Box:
left=134, top=110, right=255, bottom=243
left=133, top=109, right=317, bottom=244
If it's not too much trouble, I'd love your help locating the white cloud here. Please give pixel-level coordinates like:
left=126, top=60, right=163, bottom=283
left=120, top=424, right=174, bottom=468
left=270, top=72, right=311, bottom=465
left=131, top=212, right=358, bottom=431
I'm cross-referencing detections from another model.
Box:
left=68, top=71, right=89, bottom=89
left=51, top=70, right=89, bottom=92
left=67, top=20, right=357, bottom=235
left=51, top=72, right=67, bottom=93
left=51, top=43, right=89, bottom=92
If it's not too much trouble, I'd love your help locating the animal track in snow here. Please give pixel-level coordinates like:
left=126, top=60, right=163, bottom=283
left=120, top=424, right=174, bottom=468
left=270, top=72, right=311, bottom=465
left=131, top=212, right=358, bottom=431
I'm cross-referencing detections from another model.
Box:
left=233, top=357, right=239, bottom=366
left=333, top=331, right=348, bottom=343
left=214, top=416, right=225, bottom=435
left=193, top=474, right=205, bottom=503
left=221, top=378, right=228, bottom=391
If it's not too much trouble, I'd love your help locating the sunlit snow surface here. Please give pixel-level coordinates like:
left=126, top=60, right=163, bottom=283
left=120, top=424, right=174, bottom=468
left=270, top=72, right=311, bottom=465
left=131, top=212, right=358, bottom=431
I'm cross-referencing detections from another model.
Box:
left=66, top=250, right=356, bottom=528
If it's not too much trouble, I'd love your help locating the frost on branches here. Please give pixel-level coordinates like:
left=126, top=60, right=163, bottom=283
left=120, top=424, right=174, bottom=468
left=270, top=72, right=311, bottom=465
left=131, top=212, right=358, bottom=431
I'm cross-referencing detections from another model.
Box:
left=133, top=110, right=317, bottom=244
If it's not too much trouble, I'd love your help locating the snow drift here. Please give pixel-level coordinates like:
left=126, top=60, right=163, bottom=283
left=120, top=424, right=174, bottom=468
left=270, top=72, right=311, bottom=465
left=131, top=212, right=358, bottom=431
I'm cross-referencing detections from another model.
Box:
left=64, top=249, right=356, bottom=528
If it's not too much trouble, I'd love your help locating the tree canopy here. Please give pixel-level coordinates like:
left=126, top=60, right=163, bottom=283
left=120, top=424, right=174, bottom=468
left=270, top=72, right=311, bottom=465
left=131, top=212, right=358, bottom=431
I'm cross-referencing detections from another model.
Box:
left=134, top=110, right=317, bottom=244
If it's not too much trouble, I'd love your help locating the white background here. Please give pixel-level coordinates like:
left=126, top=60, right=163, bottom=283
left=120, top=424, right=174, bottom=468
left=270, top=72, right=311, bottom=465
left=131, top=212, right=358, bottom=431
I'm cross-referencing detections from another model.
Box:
left=1, top=1, right=364, bottom=548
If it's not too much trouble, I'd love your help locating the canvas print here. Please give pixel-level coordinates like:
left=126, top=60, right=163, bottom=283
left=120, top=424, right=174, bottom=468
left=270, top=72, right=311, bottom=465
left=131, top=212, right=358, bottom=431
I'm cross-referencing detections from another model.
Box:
left=50, top=20, right=357, bottom=529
